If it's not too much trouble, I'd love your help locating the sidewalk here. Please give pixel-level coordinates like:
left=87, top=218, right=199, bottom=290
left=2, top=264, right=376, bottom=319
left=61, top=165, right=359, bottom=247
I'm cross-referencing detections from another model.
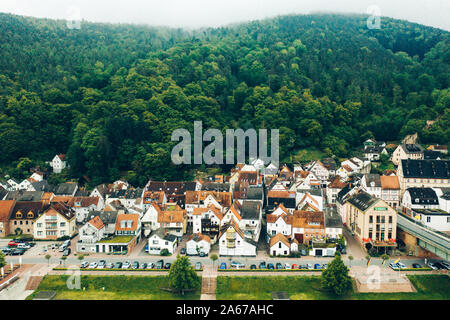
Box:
left=200, top=265, right=217, bottom=300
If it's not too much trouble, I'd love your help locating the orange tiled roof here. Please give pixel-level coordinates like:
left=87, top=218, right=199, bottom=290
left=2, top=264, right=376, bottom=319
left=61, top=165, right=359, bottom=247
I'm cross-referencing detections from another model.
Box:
left=269, top=233, right=290, bottom=248
left=115, top=213, right=140, bottom=231
left=0, top=200, right=16, bottom=221
left=188, top=233, right=211, bottom=243
left=89, top=216, right=105, bottom=230
left=380, top=176, right=400, bottom=190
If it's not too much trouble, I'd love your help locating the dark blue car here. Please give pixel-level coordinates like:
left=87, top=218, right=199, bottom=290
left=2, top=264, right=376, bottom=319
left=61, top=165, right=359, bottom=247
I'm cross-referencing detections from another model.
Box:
left=314, top=263, right=321, bottom=269
left=219, top=262, right=227, bottom=270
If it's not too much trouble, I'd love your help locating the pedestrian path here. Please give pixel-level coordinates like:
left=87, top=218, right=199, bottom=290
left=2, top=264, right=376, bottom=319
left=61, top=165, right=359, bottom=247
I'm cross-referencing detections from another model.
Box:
left=200, top=265, right=217, bottom=300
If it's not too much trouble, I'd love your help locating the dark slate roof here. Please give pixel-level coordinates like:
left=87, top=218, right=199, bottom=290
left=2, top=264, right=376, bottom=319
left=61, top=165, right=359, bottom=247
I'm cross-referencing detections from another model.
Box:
left=89, top=210, right=118, bottom=225
left=53, top=182, right=77, bottom=195
left=347, top=191, right=378, bottom=212
left=365, top=174, right=381, bottom=188
left=401, top=160, right=450, bottom=179
left=324, top=207, right=343, bottom=229
left=424, top=150, right=441, bottom=160
left=0, top=186, right=6, bottom=200
left=31, top=180, right=52, bottom=192
left=5, top=191, right=44, bottom=202
left=321, top=158, right=337, bottom=171
left=201, top=182, right=230, bottom=192
left=406, top=188, right=439, bottom=205
left=74, top=189, right=90, bottom=197
left=336, top=184, right=354, bottom=204
left=146, top=181, right=197, bottom=194
left=364, top=146, right=385, bottom=154
left=10, top=201, right=45, bottom=220
left=240, top=201, right=261, bottom=220
left=246, top=187, right=264, bottom=200
left=109, top=188, right=142, bottom=199
left=401, top=144, right=423, bottom=154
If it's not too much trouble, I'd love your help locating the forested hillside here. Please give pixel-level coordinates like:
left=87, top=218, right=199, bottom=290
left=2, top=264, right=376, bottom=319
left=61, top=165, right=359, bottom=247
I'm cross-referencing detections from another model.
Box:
left=0, top=13, right=448, bottom=186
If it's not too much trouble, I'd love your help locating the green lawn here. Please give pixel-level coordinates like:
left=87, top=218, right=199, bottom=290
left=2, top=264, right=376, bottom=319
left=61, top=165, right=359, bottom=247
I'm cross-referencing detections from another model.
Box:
left=289, top=148, right=326, bottom=163
left=97, top=235, right=134, bottom=243
left=216, top=275, right=450, bottom=300
left=27, top=275, right=201, bottom=300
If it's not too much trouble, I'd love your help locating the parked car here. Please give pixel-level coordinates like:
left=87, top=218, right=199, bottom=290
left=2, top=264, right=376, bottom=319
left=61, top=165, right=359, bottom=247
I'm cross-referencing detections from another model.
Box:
left=51, top=243, right=56, bottom=250
left=97, top=260, right=106, bottom=269
left=412, top=263, right=422, bottom=269
left=114, top=262, right=123, bottom=269
left=89, top=262, right=98, bottom=269
left=306, top=263, right=313, bottom=270
left=291, top=264, right=298, bottom=269
left=122, top=260, right=131, bottom=269
left=230, top=261, right=245, bottom=269
left=132, top=261, right=140, bottom=269
left=156, top=260, right=164, bottom=269
left=397, top=262, right=406, bottom=269
left=140, top=262, right=148, bottom=269
left=164, top=262, right=171, bottom=269
left=199, top=252, right=207, bottom=257
left=219, top=262, right=227, bottom=270
left=314, top=263, right=321, bottom=270
left=275, top=263, right=283, bottom=270
left=433, top=262, right=446, bottom=270
left=17, top=243, right=31, bottom=250
left=8, top=241, right=18, bottom=247
left=250, top=264, right=257, bottom=270
left=58, top=244, right=67, bottom=252
left=259, top=261, right=266, bottom=269
left=195, top=262, right=202, bottom=270
left=284, top=263, right=291, bottom=269
left=80, top=261, right=89, bottom=268
left=389, top=262, right=399, bottom=270
left=62, top=248, right=71, bottom=256
left=180, top=248, right=186, bottom=255
left=106, top=262, right=115, bottom=269
left=147, top=262, right=155, bottom=269
left=440, top=261, right=450, bottom=270
left=300, top=264, right=307, bottom=270
left=1, top=247, right=11, bottom=255
left=145, top=245, right=149, bottom=253
left=267, top=263, right=275, bottom=270
left=427, top=262, right=438, bottom=270
left=10, top=248, right=25, bottom=255
left=300, top=249, right=307, bottom=256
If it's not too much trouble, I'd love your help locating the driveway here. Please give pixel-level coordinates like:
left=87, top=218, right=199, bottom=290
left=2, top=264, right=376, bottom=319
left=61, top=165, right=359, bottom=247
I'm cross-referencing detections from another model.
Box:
left=343, top=227, right=367, bottom=260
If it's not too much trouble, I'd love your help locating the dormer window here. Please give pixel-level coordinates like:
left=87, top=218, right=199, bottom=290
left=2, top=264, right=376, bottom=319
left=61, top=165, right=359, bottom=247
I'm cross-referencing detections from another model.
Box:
left=16, top=211, right=22, bottom=218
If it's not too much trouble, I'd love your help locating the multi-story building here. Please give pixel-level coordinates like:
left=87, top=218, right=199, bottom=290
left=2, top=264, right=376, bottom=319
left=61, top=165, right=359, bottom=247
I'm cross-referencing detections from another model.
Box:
left=397, top=159, right=450, bottom=195
left=380, top=175, right=401, bottom=208
left=401, top=188, right=440, bottom=216
left=33, top=203, right=76, bottom=240
left=392, top=144, right=424, bottom=166
left=343, top=191, right=397, bottom=251
left=0, top=200, right=15, bottom=237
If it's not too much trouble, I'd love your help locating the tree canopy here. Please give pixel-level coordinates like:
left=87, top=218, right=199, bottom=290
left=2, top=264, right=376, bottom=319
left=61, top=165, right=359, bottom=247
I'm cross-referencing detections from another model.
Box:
left=0, top=13, right=448, bottom=186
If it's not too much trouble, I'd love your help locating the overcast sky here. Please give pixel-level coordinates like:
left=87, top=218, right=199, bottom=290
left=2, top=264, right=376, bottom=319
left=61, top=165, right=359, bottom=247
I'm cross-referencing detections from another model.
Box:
left=0, top=0, right=448, bottom=31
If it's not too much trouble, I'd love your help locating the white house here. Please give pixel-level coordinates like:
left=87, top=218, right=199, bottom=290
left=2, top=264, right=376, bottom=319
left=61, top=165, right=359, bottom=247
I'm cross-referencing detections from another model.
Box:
left=49, top=154, right=68, bottom=173
left=186, top=233, right=211, bottom=256
left=192, top=205, right=222, bottom=235
left=434, top=188, right=450, bottom=212
left=77, top=216, right=106, bottom=253
left=147, top=230, right=178, bottom=255
left=218, top=220, right=257, bottom=256
left=401, top=188, right=440, bottom=216
left=361, top=174, right=382, bottom=199
left=269, top=233, right=298, bottom=256
left=266, top=211, right=292, bottom=238
left=305, top=161, right=329, bottom=182
left=410, top=208, right=450, bottom=232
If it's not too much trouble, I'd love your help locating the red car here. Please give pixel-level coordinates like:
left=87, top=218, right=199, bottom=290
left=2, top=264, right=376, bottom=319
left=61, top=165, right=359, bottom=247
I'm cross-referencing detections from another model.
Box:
left=291, top=264, right=298, bottom=269
left=8, top=241, right=18, bottom=247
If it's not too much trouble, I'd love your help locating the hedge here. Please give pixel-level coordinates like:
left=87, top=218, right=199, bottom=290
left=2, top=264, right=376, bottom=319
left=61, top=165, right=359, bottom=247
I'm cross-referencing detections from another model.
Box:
left=218, top=268, right=323, bottom=272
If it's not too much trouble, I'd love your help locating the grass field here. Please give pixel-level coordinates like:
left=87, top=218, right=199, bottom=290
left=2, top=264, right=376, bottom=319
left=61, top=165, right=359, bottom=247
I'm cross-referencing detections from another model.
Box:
left=27, top=275, right=201, bottom=300
left=288, top=148, right=327, bottom=163
left=216, top=275, right=450, bottom=300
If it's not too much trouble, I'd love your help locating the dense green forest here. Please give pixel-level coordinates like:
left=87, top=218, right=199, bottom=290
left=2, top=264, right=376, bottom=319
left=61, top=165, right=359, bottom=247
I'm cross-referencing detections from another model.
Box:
left=0, top=13, right=448, bottom=187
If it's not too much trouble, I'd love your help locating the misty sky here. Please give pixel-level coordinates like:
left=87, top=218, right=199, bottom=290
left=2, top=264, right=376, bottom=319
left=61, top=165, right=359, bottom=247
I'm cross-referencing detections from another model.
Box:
left=0, top=0, right=448, bottom=31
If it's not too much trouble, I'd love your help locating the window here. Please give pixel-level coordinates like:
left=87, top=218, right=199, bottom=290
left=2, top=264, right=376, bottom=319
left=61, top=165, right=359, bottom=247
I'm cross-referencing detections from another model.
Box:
left=369, top=216, right=373, bottom=223
left=60, top=222, right=66, bottom=227
left=426, top=217, right=431, bottom=223
left=389, top=216, right=393, bottom=223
